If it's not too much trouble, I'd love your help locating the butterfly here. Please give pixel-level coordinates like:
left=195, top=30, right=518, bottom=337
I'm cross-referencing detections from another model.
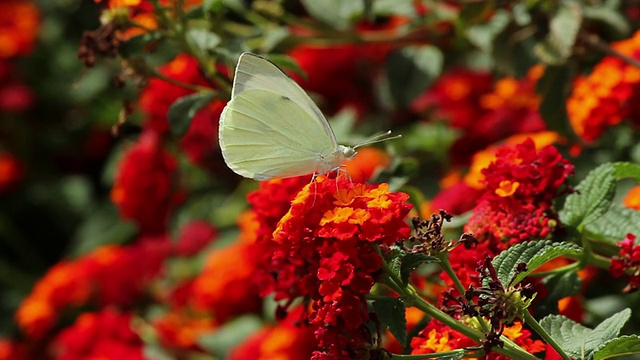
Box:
left=218, top=52, right=397, bottom=181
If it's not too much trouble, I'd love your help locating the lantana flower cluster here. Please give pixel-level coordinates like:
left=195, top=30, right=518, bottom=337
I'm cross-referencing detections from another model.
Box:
left=567, top=30, right=640, bottom=143
left=260, top=176, right=412, bottom=359
left=465, top=138, right=574, bottom=251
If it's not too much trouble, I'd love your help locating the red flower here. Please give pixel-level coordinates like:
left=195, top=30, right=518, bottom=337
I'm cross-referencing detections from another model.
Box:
left=138, top=54, right=225, bottom=167
left=191, top=241, right=263, bottom=323
left=0, top=1, right=39, bottom=58
left=52, top=309, right=144, bottom=360
left=567, top=30, right=640, bottom=143
left=610, top=233, right=640, bottom=293
left=415, top=66, right=546, bottom=164
left=410, top=320, right=544, bottom=359
left=262, top=176, right=412, bottom=358
left=0, top=152, right=24, bottom=195
left=110, top=131, right=180, bottom=234
left=83, top=236, right=171, bottom=306
left=464, top=139, right=574, bottom=250
left=174, top=220, right=218, bottom=256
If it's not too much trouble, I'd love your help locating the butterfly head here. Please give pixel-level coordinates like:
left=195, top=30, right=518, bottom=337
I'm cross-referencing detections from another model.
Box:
left=337, top=145, right=357, bottom=161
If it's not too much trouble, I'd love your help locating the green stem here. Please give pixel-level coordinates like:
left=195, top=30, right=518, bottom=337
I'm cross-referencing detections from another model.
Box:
left=437, top=253, right=465, bottom=295
left=149, top=68, right=214, bottom=93
left=522, top=311, right=571, bottom=360
left=437, top=253, right=491, bottom=333
left=380, top=260, right=540, bottom=360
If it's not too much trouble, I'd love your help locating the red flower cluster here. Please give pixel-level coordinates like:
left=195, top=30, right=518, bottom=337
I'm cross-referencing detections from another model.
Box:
left=16, top=237, right=171, bottom=339
left=415, top=66, right=546, bottom=164
left=52, top=309, right=144, bottom=360
left=567, top=30, right=640, bottom=143
left=110, top=131, right=181, bottom=234
left=410, top=320, right=545, bottom=359
left=610, top=233, right=640, bottom=293
left=138, top=54, right=225, bottom=168
left=260, top=176, right=412, bottom=358
left=289, top=17, right=405, bottom=117
left=464, top=138, right=574, bottom=250
left=191, top=241, right=263, bottom=323
left=0, top=0, right=39, bottom=58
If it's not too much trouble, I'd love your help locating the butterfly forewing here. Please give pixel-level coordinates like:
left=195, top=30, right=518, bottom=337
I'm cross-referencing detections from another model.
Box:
left=231, top=53, right=337, bottom=146
left=219, top=89, right=337, bottom=180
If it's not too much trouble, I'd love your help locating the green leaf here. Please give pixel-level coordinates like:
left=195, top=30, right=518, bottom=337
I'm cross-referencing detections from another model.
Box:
left=536, top=65, right=578, bottom=140
left=540, top=309, right=632, bottom=359
left=540, top=314, right=593, bottom=358
left=197, top=315, right=263, bottom=357
left=400, top=253, right=439, bottom=285
left=300, top=0, right=363, bottom=30
left=583, top=4, right=630, bottom=36
left=492, top=240, right=583, bottom=286
left=386, top=245, right=404, bottom=281
left=186, top=28, right=221, bottom=56
left=534, top=0, right=582, bottom=64
left=386, top=45, right=443, bottom=107
left=69, top=202, right=136, bottom=257
left=559, top=163, right=617, bottom=229
left=464, top=10, right=511, bottom=52
left=372, top=297, right=407, bottom=347
left=613, top=162, right=640, bottom=182
left=594, top=335, right=640, bottom=360
left=167, top=92, right=216, bottom=136
left=583, top=204, right=640, bottom=244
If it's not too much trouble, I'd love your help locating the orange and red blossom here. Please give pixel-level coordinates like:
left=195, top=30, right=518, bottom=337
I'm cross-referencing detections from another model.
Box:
left=567, top=30, right=640, bottom=144
left=261, top=176, right=412, bottom=359
left=52, top=309, right=144, bottom=360
left=464, top=138, right=574, bottom=250
left=410, top=320, right=545, bottom=359
left=110, top=131, right=181, bottom=235
left=610, top=233, right=640, bottom=293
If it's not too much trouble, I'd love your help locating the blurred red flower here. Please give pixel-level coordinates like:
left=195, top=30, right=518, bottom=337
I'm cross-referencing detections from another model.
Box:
left=0, top=152, right=24, bottom=195
left=110, top=131, right=181, bottom=234
left=567, top=30, right=640, bottom=143
left=52, top=309, right=144, bottom=360
left=138, top=54, right=225, bottom=167
left=0, top=1, right=39, bottom=58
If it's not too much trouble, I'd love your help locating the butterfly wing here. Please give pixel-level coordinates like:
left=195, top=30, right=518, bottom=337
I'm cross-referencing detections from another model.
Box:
left=231, top=53, right=337, bottom=146
left=219, top=88, right=337, bottom=180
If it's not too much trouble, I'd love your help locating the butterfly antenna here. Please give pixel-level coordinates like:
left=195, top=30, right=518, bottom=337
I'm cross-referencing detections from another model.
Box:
left=354, top=131, right=402, bottom=149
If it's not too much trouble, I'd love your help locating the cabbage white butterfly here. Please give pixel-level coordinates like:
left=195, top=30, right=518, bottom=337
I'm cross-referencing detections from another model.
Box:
left=219, top=52, right=396, bottom=181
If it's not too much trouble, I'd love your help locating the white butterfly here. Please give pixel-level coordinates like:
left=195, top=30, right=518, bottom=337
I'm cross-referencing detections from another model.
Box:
left=218, top=52, right=395, bottom=181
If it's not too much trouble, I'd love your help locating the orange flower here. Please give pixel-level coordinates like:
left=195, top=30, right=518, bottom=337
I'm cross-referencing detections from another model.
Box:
left=464, top=131, right=563, bottom=189
left=344, top=147, right=391, bottom=183
left=567, top=30, right=640, bottom=143
left=0, top=1, right=39, bottom=58
left=191, top=242, right=263, bottom=322
left=153, top=310, right=216, bottom=349
left=623, top=185, right=640, bottom=211
left=15, top=261, right=90, bottom=339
